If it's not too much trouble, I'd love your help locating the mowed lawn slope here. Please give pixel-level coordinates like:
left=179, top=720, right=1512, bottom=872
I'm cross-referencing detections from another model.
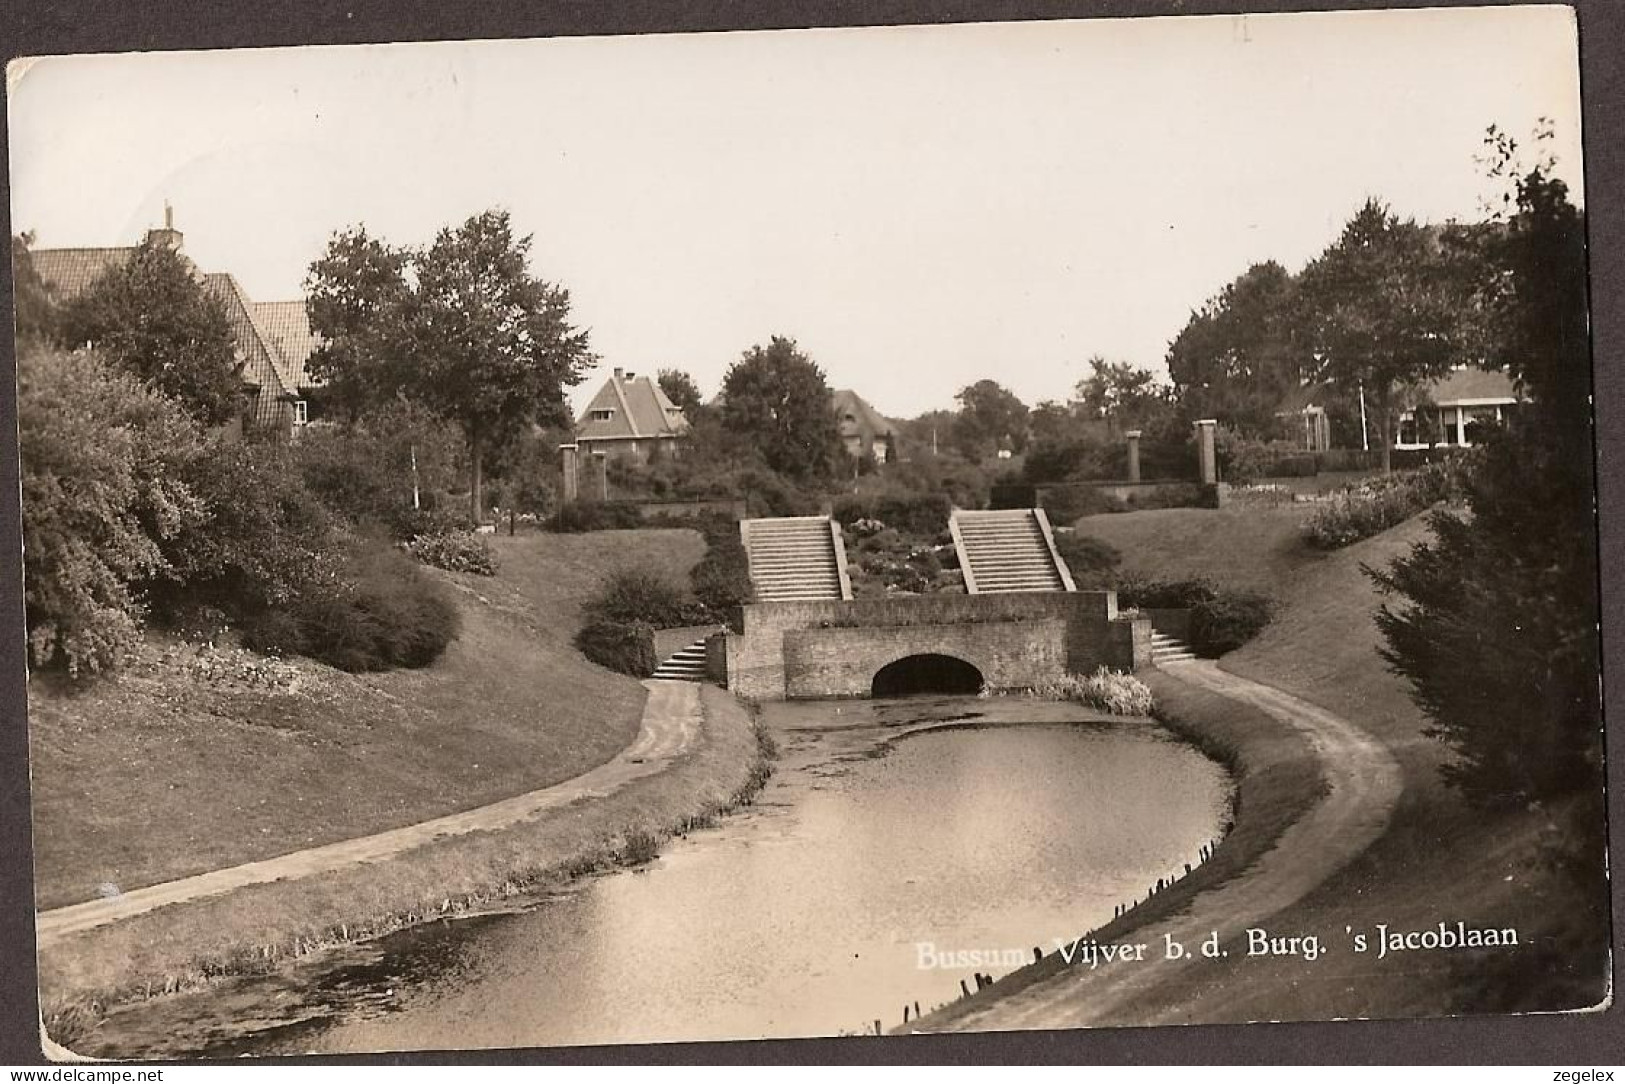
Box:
left=28, top=529, right=706, bottom=910
left=1071, top=503, right=1608, bottom=1019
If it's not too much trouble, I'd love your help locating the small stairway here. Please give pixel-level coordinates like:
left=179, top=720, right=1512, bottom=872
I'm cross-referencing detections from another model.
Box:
left=1150, top=630, right=1197, bottom=665
left=652, top=637, right=709, bottom=682
left=951, top=509, right=1075, bottom=594
left=741, top=516, right=852, bottom=602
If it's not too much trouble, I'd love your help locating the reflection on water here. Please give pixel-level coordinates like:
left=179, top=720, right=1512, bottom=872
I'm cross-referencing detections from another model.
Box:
left=87, top=696, right=1230, bottom=1056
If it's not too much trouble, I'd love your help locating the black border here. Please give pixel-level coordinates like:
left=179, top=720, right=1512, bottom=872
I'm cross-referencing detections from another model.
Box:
left=1, top=0, right=1619, bottom=1066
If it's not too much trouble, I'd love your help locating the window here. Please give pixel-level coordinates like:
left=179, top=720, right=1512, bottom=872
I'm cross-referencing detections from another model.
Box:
left=293, top=400, right=308, bottom=426
left=590, top=408, right=614, bottom=421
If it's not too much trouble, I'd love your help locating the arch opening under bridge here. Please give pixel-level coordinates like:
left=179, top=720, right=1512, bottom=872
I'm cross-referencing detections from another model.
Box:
left=870, top=654, right=985, bottom=698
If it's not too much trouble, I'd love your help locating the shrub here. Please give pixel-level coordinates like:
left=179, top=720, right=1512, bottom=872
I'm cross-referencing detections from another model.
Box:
left=832, top=492, right=953, bottom=537
left=549, top=500, right=645, bottom=532
left=388, top=506, right=474, bottom=543
left=584, top=567, right=707, bottom=628
left=404, top=530, right=498, bottom=576
left=155, top=440, right=339, bottom=618
left=573, top=619, right=656, bottom=677
left=1054, top=532, right=1122, bottom=589
left=1122, top=483, right=1210, bottom=511
left=1117, top=576, right=1218, bottom=611
left=736, top=468, right=822, bottom=518
left=19, top=348, right=208, bottom=677
left=1117, top=575, right=1272, bottom=657
left=293, top=402, right=466, bottom=532
left=1039, top=668, right=1156, bottom=716
left=688, top=515, right=753, bottom=617
left=243, top=548, right=460, bottom=671
left=1189, top=591, right=1274, bottom=657
left=1302, top=461, right=1471, bottom=549
left=1038, top=485, right=1125, bottom=524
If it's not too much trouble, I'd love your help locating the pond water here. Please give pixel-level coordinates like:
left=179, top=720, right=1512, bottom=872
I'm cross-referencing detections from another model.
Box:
left=86, top=695, right=1231, bottom=1056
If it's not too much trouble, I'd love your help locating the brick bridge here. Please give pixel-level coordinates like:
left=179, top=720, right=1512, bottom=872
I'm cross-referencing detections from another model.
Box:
left=690, top=508, right=1155, bottom=701
left=716, top=591, right=1152, bottom=700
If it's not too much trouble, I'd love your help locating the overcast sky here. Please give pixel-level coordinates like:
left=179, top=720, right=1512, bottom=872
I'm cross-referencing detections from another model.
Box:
left=8, top=6, right=1584, bottom=419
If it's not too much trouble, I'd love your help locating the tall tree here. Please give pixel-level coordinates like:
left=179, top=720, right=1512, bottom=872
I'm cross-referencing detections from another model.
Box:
left=306, top=210, right=595, bottom=520
left=11, top=232, right=59, bottom=345
left=58, top=239, right=243, bottom=427
left=303, top=226, right=414, bottom=423
left=952, top=379, right=1029, bottom=461
left=720, top=336, right=842, bottom=482
left=1165, top=261, right=1308, bottom=436
left=1073, top=356, right=1173, bottom=435
left=1296, top=200, right=1477, bottom=471
left=657, top=368, right=705, bottom=419
left=1372, top=133, right=1599, bottom=812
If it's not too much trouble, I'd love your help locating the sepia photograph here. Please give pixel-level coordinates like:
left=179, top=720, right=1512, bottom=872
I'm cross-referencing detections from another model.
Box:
left=4, top=3, right=1611, bottom=1060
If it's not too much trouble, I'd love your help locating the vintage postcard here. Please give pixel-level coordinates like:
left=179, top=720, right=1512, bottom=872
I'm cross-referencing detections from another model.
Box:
left=6, top=4, right=1609, bottom=1059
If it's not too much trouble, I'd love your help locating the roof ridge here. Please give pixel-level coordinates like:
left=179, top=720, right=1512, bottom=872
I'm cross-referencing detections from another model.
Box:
left=608, top=372, right=641, bottom=438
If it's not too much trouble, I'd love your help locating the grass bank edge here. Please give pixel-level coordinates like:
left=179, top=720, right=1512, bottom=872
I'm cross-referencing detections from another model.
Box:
left=41, top=684, right=774, bottom=1052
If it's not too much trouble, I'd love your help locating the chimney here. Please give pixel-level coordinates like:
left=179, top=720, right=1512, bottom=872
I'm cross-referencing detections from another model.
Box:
left=145, top=201, right=184, bottom=252
left=613, top=367, right=624, bottom=381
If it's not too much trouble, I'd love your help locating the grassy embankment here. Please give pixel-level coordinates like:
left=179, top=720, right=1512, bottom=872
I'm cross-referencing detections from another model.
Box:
left=1091, top=503, right=1609, bottom=1019
left=931, top=501, right=1607, bottom=1028
left=33, top=529, right=772, bottom=1045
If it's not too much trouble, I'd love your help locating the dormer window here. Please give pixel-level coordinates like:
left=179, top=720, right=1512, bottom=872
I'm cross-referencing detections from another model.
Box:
left=591, top=408, right=614, bottom=421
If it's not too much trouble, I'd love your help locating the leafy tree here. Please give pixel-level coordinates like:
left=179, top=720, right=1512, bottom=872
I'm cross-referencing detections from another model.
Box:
left=952, top=379, right=1029, bottom=461
left=57, top=239, right=243, bottom=427
left=1297, top=200, right=1478, bottom=471
left=657, top=368, right=705, bottom=418
left=303, top=226, right=414, bottom=423
left=1166, top=261, right=1309, bottom=436
left=11, top=232, right=58, bottom=345
left=1371, top=134, right=1598, bottom=813
left=293, top=399, right=466, bottom=534
left=719, top=335, right=842, bottom=482
left=1027, top=399, right=1083, bottom=447
left=1074, top=357, right=1173, bottom=435
left=19, top=347, right=207, bottom=676
left=305, top=210, right=595, bottom=520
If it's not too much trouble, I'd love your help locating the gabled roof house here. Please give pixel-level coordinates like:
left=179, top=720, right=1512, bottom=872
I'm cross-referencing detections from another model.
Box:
left=1277, top=366, right=1522, bottom=452
left=574, top=368, right=688, bottom=462
left=30, top=210, right=321, bottom=440
left=832, top=388, right=897, bottom=463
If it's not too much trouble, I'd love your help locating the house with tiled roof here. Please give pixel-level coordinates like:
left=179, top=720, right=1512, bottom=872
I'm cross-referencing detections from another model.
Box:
left=1395, top=367, right=1523, bottom=449
left=574, top=367, right=688, bottom=462
left=1276, top=366, right=1523, bottom=452
left=252, top=299, right=322, bottom=426
left=29, top=210, right=321, bottom=441
left=832, top=388, right=897, bottom=463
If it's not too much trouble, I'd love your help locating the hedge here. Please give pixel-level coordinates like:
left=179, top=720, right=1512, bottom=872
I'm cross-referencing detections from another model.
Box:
left=573, top=619, right=657, bottom=677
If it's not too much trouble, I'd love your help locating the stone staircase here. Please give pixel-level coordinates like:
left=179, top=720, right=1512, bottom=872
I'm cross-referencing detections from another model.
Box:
left=951, top=508, right=1076, bottom=594
left=1150, top=630, right=1197, bottom=665
left=741, top=516, right=852, bottom=602
left=651, top=637, right=709, bottom=682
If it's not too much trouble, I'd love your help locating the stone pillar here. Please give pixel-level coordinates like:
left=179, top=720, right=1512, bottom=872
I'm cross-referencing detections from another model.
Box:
left=1195, top=419, right=1218, bottom=485
left=559, top=444, right=579, bottom=503
left=1125, top=430, right=1142, bottom=484
left=594, top=451, right=610, bottom=501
